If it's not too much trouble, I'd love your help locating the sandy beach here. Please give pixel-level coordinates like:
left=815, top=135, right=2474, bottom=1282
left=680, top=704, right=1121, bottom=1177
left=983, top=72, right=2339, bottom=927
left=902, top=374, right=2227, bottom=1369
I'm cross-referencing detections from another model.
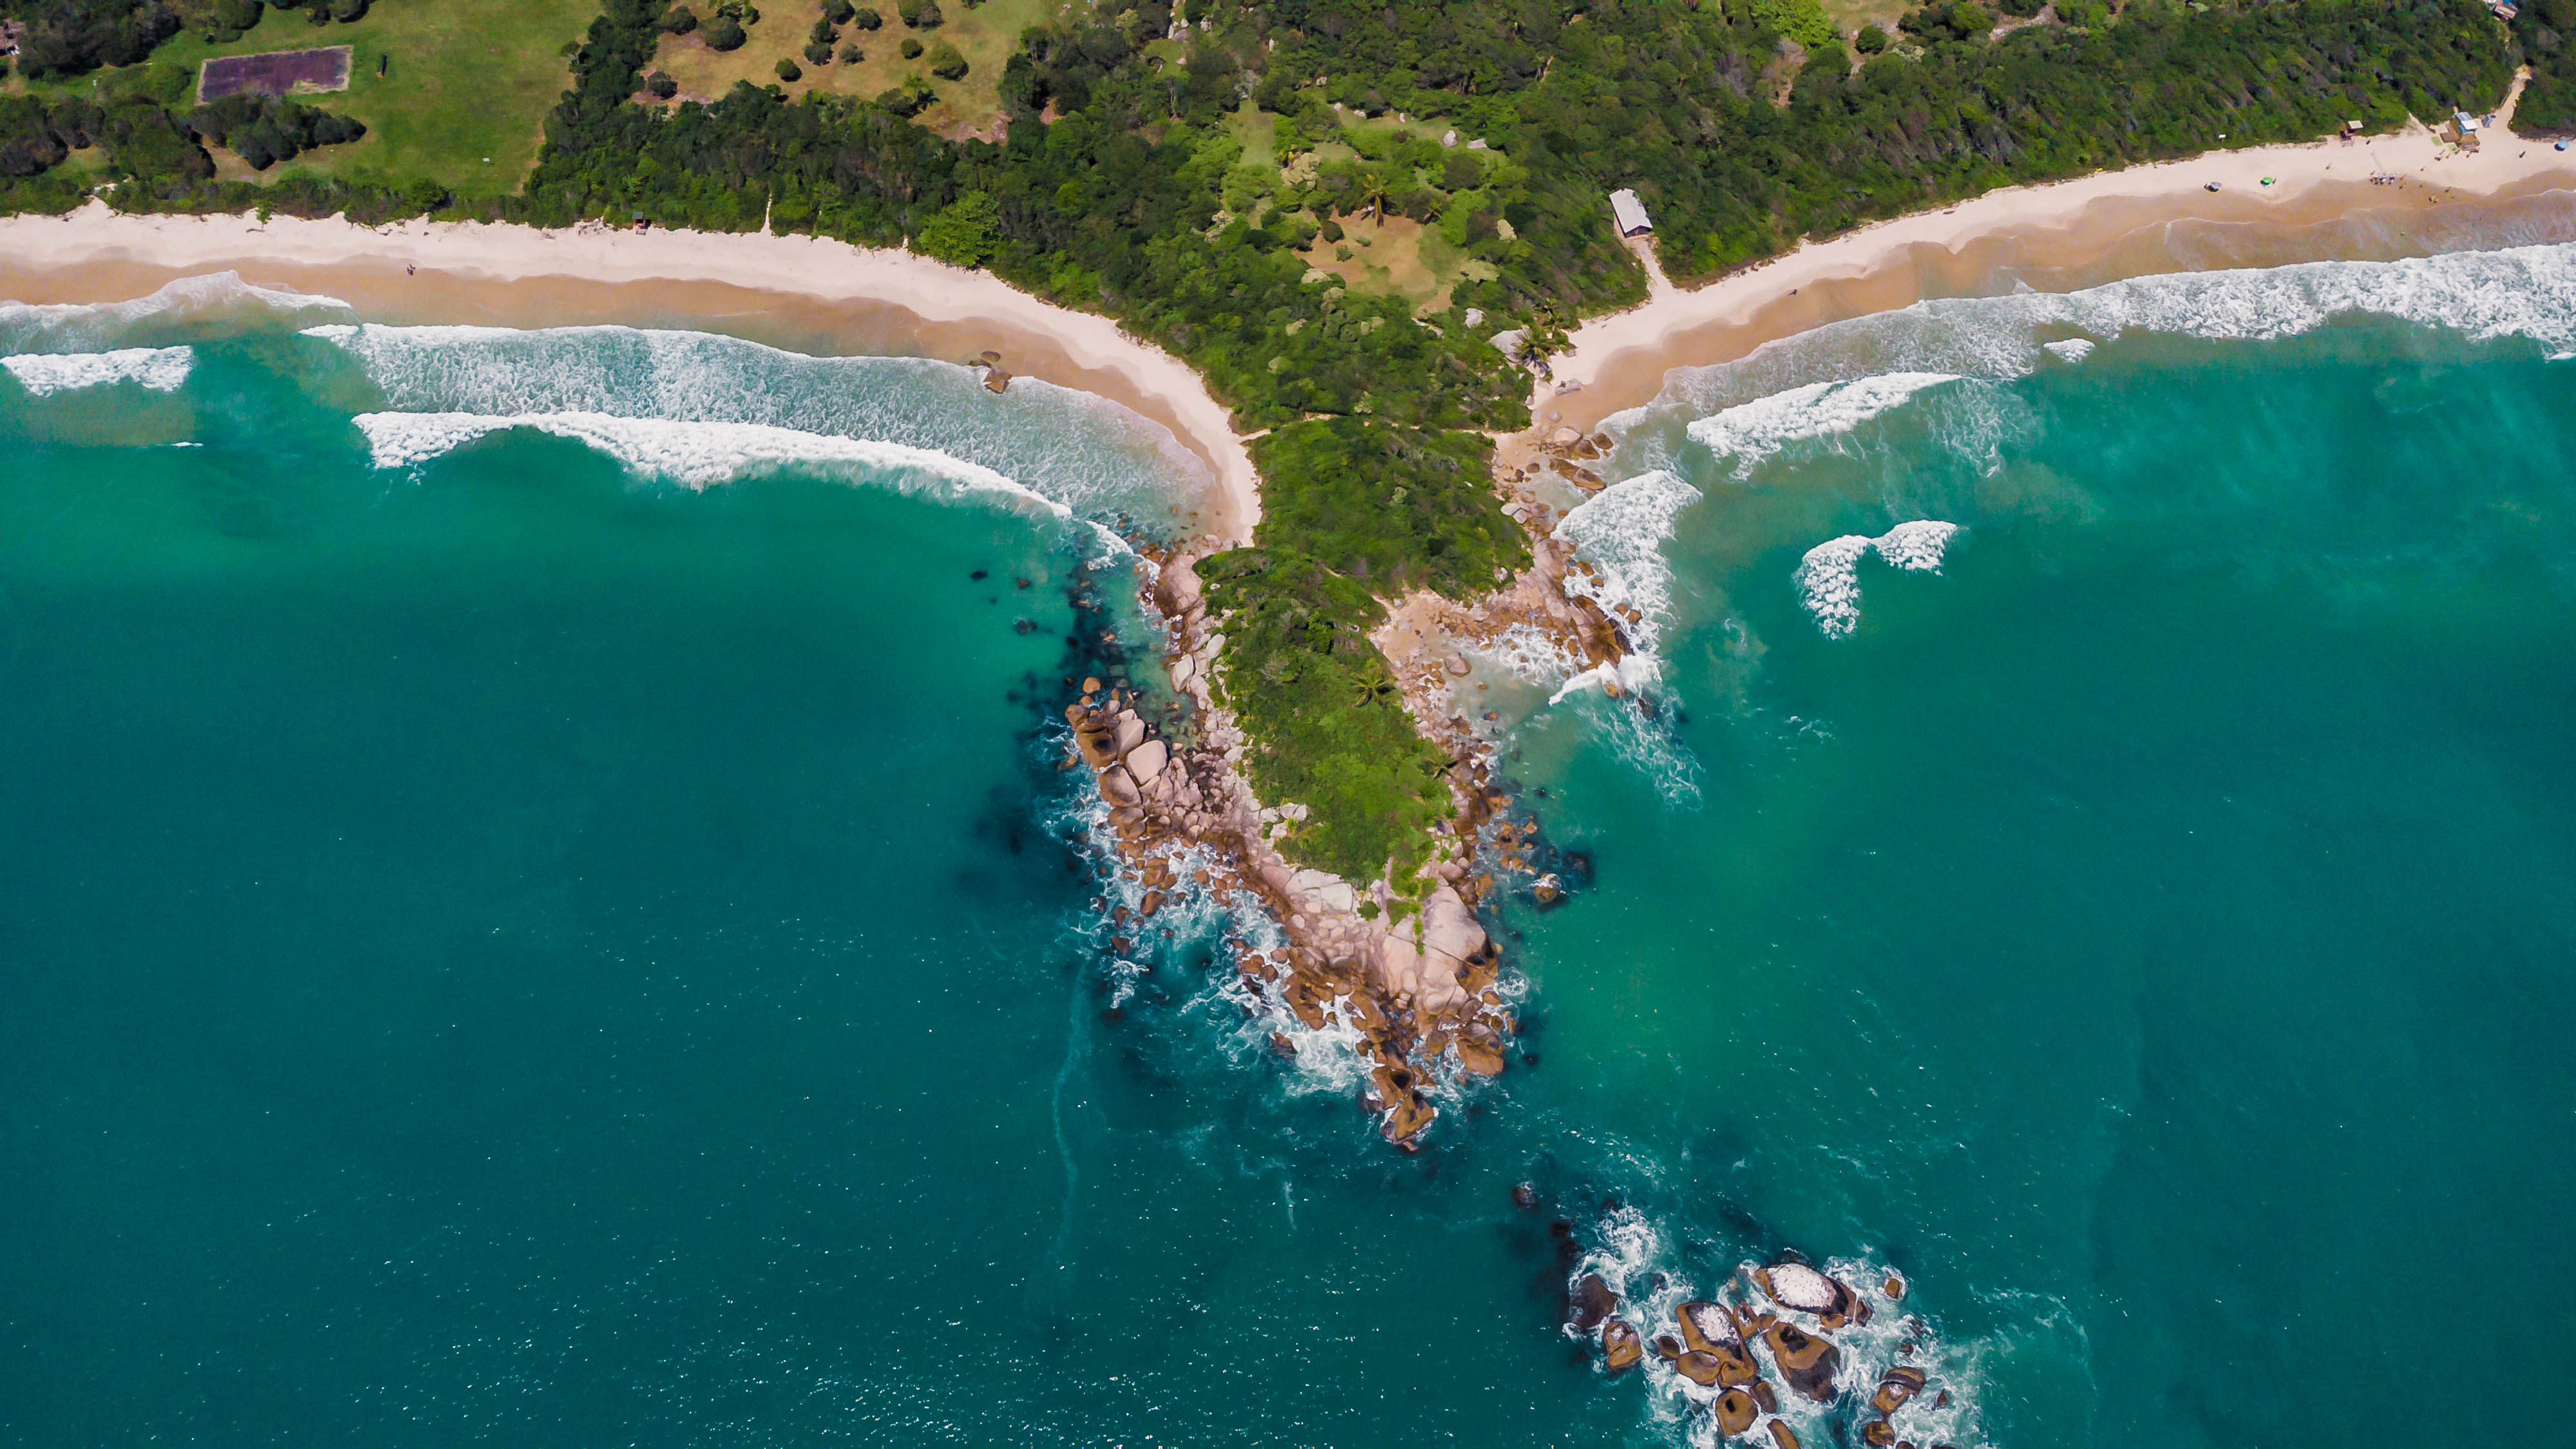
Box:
left=9, top=78, right=2576, bottom=533
left=0, top=205, right=1266, bottom=546
left=1541, top=73, right=2576, bottom=430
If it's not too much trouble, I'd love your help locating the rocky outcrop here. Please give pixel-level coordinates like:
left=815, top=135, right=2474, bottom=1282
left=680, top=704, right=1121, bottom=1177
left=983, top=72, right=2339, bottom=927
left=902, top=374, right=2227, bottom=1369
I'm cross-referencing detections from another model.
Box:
left=1762, top=1323, right=1842, bottom=1405
left=1602, top=1318, right=1643, bottom=1372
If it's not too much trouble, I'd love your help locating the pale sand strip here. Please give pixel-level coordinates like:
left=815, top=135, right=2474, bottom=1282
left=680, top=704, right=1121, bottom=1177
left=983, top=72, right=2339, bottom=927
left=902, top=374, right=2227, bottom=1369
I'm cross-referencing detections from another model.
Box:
left=10, top=74, right=2576, bottom=533
left=0, top=202, right=1263, bottom=547
left=1545, top=70, right=2576, bottom=424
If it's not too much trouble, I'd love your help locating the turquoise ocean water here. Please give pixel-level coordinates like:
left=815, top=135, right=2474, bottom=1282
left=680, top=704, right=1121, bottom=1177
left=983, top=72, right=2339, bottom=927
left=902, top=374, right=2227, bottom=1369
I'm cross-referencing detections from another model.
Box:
left=3, top=254, right=2572, bottom=1446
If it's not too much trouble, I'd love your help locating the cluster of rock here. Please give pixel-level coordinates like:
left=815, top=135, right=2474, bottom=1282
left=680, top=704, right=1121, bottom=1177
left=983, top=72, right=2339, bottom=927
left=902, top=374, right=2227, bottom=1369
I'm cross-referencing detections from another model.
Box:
left=974, top=349, right=1013, bottom=393
left=1066, top=549, right=1527, bottom=1148
left=1571, top=1256, right=1954, bottom=1449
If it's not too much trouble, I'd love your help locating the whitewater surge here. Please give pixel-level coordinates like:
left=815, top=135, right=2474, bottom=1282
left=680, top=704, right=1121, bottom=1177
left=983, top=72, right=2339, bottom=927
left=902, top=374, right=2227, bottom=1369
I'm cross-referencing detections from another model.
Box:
left=1635, top=239, right=2576, bottom=424
left=1553, top=469, right=1704, bottom=660
left=3, top=346, right=193, bottom=397
left=0, top=272, right=346, bottom=354
left=309, top=322, right=1214, bottom=527
left=1684, top=373, right=1964, bottom=476
left=350, top=411, right=1152, bottom=559
left=1795, top=520, right=1962, bottom=638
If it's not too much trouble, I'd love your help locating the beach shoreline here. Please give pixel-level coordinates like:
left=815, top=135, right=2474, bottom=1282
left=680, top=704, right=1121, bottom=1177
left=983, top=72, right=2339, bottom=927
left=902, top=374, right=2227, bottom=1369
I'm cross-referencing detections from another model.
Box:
left=1537, top=74, right=2576, bottom=433
left=0, top=206, right=1265, bottom=547
left=10, top=92, right=2576, bottom=540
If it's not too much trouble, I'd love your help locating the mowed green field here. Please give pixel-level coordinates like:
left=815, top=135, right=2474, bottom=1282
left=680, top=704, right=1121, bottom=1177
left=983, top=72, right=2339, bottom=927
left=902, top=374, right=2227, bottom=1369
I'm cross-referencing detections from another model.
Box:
left=147, top=0, right=600, bottom=193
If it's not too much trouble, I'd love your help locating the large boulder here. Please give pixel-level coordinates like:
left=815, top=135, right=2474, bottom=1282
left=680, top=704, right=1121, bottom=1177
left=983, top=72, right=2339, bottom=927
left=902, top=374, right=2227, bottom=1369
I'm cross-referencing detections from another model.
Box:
left=1097, top=768, right=1140, bottom=807
left=1126, top=738, right=1168, bottom=782
left=1602, top=1318, right=1643, bottom=1372
left=1715, top=1388, right=1758, bottom=1437
left=1677, top=1300, right=1738, bottom=1354
left=1112, top=713, right=1146, bottom=755
left=1870, top=1366, right=1926, bottom=1415
left=1155, top=553, right=1203, bottom=617
left=1570, top=1273, right=1618, bottom=1332
left=1762, top=1323, right=1842, bottom=1404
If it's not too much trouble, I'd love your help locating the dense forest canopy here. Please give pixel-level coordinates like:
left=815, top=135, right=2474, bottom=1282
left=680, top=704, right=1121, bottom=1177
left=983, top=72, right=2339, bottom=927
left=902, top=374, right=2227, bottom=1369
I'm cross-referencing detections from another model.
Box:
left=0, top=0, right=2526, bottom=876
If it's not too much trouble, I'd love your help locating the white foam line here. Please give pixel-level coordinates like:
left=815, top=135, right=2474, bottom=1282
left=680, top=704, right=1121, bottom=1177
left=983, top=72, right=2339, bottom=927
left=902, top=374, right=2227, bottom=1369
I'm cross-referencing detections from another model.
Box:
left=352, top=410, right=1075, bottom=518
left=1795, top=520, right=1962, bottom=638
left=3, top=345, right=193, bottom=397
left=1685, top=372, right=1964, bottom=475
left=1552, top=468, right=1705, bottom=661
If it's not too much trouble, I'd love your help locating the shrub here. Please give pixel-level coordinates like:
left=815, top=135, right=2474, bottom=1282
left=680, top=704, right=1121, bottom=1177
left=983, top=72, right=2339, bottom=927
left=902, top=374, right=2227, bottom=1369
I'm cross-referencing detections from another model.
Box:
left=660, top=5, right=696, bottom=30
left=1853, top=23, right=1888, bottom=51
left=849, top=5, right=880, bottom=26
left=899, top=35, right=922, bottom=57
left=896, top=0, right=940, bottom=27
left=803, top=39, right=832, bottom=62
left=837, top=41, right=863, bottom=62
left=773, top=57, right=801, bottom=80
left=927, top=40, right=965, bottom=79
left=703, top=15, right=746, bottom=48
left=646, top=69, right=678, bottom=97
left=875, top=80, right=931, bottom=115
left=808, top=15, right=834, bottom=42
left=822, top=0, right=853, bottom=20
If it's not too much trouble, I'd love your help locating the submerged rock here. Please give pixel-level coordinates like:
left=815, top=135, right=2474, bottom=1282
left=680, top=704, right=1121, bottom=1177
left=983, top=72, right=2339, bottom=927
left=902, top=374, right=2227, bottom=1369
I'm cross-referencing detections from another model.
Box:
left=1570, top=1273, right=1618, bottom=1332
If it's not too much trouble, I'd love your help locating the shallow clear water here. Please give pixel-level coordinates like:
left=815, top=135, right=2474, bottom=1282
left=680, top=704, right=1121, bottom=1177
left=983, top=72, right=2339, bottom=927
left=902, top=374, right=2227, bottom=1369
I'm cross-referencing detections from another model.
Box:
left=5, top=261, right=2575, bottom=1446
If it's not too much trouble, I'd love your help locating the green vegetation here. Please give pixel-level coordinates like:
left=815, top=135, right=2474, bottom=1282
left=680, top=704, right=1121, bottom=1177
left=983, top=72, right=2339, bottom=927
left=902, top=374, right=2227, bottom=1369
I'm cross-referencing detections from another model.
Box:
left=1196, top=549, right=1456, bottom=882
left=1249, top=421, right=1526, bottom=598
left=140, top=0, right=596, bottom=191
left=2515, top=0, right=2576, bottom=131
left=0, top=0, right=2528, bottom=878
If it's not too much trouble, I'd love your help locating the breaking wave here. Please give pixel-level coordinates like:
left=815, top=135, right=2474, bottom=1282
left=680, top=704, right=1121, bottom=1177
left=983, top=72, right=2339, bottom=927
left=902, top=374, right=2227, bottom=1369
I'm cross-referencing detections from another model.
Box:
left=0, top=272, right=348, bottom=354
left=1795, top=520, right=1962, bottom=638
left=1629, top=239, right=2576, bottom=425
left=353, top=410, right=1139, bottom=559
left=1553, top=469, right=1704, bottom=660
left=3, top=346, right=193, bottom=396
left=1684, top=373, right=1964, bottom=476
left=308, top=322, right=1215, bottom=529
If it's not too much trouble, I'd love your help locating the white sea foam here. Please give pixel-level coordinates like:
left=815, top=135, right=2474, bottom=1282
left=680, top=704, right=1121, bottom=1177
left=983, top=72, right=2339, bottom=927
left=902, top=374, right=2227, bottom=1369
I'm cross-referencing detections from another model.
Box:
left=308, top=322, right=1215, bottom=527
left=1685, top=372, right=1964, bottom=475
left=1647, top=241, right=2576, bottom=425
left=351, top=411, right=1137, bottom=556
left=1, top=272, right=346, bottom=354
left=1552, top=469, right=1703, bottom=659
left=2042, top=337, right=2096, bottom=363
left=2, top=346, right=193, bottom=396
left=1794, top=520, right=1961, bottom=638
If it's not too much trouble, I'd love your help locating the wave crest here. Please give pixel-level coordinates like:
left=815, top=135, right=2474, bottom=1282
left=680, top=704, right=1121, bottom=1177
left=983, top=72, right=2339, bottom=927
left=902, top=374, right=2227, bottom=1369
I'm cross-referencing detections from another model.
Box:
left=3, top=346, right=193, bottom=397
left=310, top=322, right=1214, bottom=528
left=1795, top=520, right=1962, bottom=638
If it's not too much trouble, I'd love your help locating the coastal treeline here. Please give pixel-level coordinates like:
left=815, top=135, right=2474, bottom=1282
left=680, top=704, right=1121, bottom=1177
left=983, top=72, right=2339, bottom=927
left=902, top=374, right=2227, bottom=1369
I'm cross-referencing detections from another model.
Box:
left=0, top=0, right=2521, bottom=878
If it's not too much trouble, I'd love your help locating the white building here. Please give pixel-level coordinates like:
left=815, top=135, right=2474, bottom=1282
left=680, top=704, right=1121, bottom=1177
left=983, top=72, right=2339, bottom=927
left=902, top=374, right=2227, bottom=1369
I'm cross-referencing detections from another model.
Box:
left=1609, top=188, right=1653, bottom=237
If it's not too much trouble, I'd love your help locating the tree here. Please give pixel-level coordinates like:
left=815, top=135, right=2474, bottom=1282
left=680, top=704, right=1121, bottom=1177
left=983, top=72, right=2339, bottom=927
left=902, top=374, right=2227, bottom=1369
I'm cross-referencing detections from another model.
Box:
left=927, top=41, right=966, bottom=80
left=914, top=189, right=997, bottom=265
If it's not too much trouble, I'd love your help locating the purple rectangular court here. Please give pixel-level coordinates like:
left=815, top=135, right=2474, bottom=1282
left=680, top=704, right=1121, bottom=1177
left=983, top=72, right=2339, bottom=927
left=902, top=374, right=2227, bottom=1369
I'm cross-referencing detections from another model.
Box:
left=196, top=46, right=354, bottom=102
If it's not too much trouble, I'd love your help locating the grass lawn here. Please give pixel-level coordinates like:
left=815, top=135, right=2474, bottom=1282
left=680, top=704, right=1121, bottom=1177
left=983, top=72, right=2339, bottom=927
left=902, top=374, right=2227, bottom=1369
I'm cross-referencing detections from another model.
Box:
left=1293, top=213, right=1495, bottom=317
left=141, top=0, right=598, bottom=194
left=647, top=0, right=1057, bottom=140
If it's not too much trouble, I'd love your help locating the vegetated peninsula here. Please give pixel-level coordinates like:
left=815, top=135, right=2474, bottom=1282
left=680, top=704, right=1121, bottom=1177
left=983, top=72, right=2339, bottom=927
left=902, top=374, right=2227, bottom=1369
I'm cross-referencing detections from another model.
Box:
left=0, top=0, right=2540, bottom=1090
